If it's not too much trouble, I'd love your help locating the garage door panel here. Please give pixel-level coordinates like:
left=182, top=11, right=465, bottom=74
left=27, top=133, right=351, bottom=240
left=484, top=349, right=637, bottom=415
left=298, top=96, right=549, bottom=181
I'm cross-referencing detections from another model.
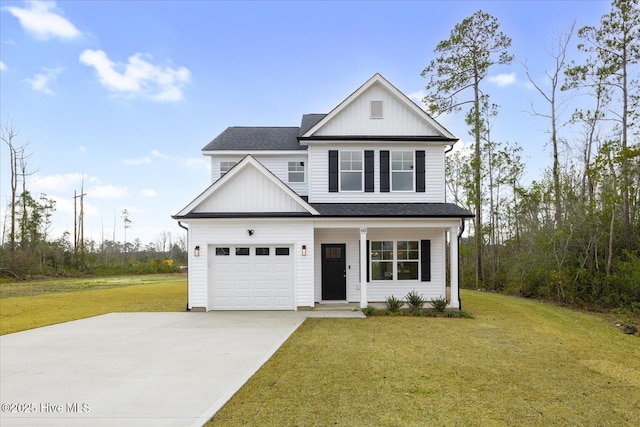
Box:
left=211, top=245, right=294, bottom=310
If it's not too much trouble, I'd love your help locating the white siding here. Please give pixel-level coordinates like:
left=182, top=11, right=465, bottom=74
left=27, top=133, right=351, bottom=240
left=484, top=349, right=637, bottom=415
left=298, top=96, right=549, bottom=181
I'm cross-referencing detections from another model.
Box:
left=314, top=227, right=447, bottom=304
left=315, top=83, right=441, bottom=136
left=308, top=144, right=445, bottom=203
left=194, top=165, right=308, bottom=213
left=209, top=154, right=308, bottom=196
left=185, top=219, right=314, bottom=310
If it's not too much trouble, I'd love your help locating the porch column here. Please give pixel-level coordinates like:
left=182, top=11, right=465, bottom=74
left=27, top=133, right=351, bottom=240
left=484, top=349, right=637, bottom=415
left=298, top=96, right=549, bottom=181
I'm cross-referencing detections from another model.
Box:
left=359, top=227, right=368, bottom=309
left=449, top=226, right=460, bottom=309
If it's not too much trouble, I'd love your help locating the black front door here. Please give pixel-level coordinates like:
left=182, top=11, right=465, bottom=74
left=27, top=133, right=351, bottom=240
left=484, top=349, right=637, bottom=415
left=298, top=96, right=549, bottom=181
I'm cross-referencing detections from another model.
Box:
left=321, top=244, right=346, bottom=300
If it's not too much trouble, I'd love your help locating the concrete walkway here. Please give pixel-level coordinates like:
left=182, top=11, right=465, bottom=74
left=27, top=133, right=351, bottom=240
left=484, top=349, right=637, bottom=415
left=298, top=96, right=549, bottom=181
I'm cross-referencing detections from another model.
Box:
left=0, top=310, right=364, bottom=427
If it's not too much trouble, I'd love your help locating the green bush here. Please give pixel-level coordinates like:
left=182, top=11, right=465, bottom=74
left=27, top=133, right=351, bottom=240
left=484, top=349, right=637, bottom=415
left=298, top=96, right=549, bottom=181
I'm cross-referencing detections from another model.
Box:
left=405, top=289, right=425, bottom=311
left=362, top=306, right=377, bottom=316
left=430, top=296, right=449, bottom=312
left=385, top=295, right=404, bottom=312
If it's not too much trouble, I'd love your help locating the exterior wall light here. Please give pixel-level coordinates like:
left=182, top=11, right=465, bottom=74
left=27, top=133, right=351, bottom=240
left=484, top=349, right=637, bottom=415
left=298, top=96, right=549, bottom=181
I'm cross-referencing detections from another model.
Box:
left=302, top=245, right=307, bottom=256
left=247, top=229, right=254, bottom=236
left=194, top=245, right=200, bottom=257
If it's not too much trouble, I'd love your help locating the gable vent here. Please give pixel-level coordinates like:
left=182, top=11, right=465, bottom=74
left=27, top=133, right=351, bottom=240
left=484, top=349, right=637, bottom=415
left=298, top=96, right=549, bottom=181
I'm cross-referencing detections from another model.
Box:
left=370, top=100, right=383, bottom=119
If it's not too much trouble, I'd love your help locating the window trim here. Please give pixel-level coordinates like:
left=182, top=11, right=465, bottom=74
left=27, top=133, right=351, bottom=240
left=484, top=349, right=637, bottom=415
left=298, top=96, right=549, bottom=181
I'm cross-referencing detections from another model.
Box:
left=339, top=150, right=364, bottom=192
left=370, top=240, right=420, bottom=281
left=390, top=150, right=415, bottom=192
left=220, top=161, right=237, bottom=177
left=287, top=161, right=305, bottom=183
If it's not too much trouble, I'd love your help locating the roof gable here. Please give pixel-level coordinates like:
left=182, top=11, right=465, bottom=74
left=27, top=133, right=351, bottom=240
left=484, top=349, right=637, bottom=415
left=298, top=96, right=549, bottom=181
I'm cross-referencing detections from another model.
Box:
left=301, top=73, right=456, bottom=140
left=175, top=155, right=319, bottom=216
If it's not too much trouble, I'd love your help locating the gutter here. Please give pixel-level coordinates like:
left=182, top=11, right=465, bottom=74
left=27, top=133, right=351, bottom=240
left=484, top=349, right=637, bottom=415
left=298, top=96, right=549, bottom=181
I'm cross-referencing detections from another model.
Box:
left=456, top=218, right=466, bottom=311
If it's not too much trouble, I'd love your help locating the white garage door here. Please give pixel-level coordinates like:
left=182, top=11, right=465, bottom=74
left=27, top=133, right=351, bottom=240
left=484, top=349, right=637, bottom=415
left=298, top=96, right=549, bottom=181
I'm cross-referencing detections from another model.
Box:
left=210, top=245, right=294, bottom=310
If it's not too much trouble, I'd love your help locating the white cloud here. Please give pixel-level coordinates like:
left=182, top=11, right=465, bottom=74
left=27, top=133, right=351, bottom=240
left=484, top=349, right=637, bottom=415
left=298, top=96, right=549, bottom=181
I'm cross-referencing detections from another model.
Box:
left=488, top=73, right=516, bottom=87
left=123, top=156, right=151, bottom=165
left=0, top=61, right=6, bottom=71
left=183, top=157, right=210, bottom=170
left=25, top=66, right=63, bottom=94
left=78, top=145, right=86, bottom=153
left=152, top=149, right=169, bottom=159
left=90, top=184, right=129, bottom=200
left=141, top=189, right=157, bottom=198
left=79, top=49, right=190, bottom=102
left=30, top=172, right=85, bottom=193
left=5, top=1, right=81, bottom=40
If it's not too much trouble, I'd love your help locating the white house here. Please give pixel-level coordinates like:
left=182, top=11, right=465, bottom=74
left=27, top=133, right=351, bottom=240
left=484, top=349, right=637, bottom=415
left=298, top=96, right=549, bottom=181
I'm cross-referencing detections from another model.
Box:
left=173, top=73, right=473, bottom=311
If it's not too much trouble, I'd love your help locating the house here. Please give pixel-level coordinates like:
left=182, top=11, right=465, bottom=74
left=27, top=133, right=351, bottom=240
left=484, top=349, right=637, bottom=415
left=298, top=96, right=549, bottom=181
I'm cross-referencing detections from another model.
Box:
left=173, top=73, right=473, bottom=311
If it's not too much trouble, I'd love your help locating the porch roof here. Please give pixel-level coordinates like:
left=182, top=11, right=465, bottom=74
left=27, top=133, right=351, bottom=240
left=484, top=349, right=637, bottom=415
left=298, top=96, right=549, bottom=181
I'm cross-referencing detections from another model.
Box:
left=173, top=203, right=473, bottom=219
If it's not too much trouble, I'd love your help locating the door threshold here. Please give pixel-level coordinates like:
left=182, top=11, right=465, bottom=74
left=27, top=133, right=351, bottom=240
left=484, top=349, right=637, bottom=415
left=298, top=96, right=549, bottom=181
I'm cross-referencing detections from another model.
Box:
left=319, top=300, right=349, bottom=305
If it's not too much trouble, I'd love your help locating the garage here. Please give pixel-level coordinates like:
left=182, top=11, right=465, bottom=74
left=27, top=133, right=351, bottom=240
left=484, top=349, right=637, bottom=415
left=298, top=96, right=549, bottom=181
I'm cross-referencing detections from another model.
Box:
left=209, top=245, right=295, bottom=310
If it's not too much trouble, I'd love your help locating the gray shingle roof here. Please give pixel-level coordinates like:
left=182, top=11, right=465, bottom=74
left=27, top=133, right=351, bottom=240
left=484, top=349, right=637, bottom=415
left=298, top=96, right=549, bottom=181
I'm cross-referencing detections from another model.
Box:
left=310, top=203, right=474, bottom=218
left=173, top=203, right=473, bottom=219
left=299, top=114, right=326, bottom=136
left=202, top=127, right=306, bottom=151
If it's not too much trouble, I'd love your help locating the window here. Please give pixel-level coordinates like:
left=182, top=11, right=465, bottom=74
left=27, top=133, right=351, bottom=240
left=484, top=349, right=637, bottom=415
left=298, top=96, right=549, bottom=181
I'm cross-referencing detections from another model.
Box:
left=340, top=151, right=363, bottom=191
left=275, top=247, right=290, bottom=256
left=397, top=241, right=419, bottom=280
left=391, top=151, right=414, bottom=191
left=235, top=247, right=250, bottom=256
left=255, top=247, right=270, bottom=256
left=370, top=100, right=383, bottom=119
left=215, top=247, right=230, bottom=256
left=220, top=161, right=236, bottom=177
left=288, top=161, right=305, bottom=183
left=371, top=240, right=419, bottom=281
left=371, top=241, right=393, bottom=280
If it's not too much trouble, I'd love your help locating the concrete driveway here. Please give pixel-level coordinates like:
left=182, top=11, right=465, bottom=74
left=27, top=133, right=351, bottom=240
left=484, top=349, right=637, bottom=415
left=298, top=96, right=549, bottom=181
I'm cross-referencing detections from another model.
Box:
left=0, top=311, right=363, bottom=426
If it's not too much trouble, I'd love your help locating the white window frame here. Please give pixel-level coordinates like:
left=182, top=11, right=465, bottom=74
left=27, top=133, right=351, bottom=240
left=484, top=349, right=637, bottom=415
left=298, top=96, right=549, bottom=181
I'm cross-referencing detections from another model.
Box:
left=391, top=151, right=415, bottom=192
left=339, top=150, right=364, bottom=192
left=288, top=161, right=305, bottom=183
left=220, top=161, right=237, bottom=177
left=370, top=240, right=420, bottom=281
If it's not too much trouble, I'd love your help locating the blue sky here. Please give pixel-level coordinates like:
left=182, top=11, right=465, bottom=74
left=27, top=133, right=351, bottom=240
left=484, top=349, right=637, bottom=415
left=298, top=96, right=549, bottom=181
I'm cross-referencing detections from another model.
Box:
left=1, top=0, right=611, bottom=246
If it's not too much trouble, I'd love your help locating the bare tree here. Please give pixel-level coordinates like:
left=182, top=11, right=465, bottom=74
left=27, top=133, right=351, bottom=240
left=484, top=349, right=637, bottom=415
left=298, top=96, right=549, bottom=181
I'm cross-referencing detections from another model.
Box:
left=524, top=22, right=575, bottom=227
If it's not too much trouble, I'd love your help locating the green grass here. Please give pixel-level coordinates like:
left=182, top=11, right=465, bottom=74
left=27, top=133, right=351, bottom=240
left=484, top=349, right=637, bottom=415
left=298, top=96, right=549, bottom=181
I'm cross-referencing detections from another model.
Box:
left=0, top=274, right=187, bottom=335
left=208, top=290, right=640, bottom=427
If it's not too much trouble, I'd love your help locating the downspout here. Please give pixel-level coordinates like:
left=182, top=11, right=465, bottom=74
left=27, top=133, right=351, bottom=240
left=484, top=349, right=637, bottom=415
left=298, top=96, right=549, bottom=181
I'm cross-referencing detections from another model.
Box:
left=177, top=221, right=190, bottom=311
left=456, top=218, right=465, bottom=311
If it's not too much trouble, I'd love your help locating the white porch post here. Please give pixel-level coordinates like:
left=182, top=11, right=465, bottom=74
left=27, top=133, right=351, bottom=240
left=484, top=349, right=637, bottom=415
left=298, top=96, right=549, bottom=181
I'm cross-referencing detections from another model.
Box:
left=449, top=226, right=460, bottom=309
left=360, top=227, right=368, bottom=309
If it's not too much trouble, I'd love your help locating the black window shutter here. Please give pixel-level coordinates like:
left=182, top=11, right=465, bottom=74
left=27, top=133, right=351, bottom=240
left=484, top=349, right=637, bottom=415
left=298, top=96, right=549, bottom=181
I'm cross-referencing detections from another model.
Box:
left=329, top=150, right=338, bottom=192
left=421, top=240, right=431, bottom=281
left=416, top=150, right=425, bottom=193
left=364, top=150, right=374, bottom=192
left=380, top=150, right=390, bottom=192
left=366, top=240, right=370, bottom=282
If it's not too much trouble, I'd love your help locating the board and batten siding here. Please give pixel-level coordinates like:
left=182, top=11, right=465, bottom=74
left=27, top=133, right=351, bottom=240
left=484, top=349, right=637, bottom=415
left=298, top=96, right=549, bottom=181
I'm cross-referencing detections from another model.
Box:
left=314, top=83, right=441, bottom=137
left=307, top=144, right=445, bottom=203
left=209, top=154, right=308, bottom=196
left=314, top=227, right=447, bottom=303
left=186, top=219, right=314, bottom=310
left=194, top=165, right=308, bottom=213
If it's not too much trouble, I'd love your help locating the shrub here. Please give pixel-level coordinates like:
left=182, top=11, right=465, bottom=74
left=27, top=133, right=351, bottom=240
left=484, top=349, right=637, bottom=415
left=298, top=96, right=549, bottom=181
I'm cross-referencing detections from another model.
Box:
left=385, top=295, right=404, bottom=312
left=405, top=289, right=425, bottom=311
left=362, top=306, right=377, bottom=316
left=430, top=296, right=449, bottom=312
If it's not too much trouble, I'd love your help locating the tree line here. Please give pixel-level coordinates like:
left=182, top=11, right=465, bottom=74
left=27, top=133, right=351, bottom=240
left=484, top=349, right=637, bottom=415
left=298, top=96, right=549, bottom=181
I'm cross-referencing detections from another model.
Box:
left=1, top=124, right=186, bottom=277
left=424, top=0, right=639, bottom=311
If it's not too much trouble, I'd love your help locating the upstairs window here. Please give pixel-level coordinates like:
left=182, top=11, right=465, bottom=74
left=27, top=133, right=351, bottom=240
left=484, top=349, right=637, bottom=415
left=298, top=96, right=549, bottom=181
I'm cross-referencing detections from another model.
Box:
left=220, top=161, right=237, bottom=177
left=288, top=161, right=305, bottom=183
left=340, top=151, right=363, bottom=191
left=370, top=100, right=383, bottom=119
left=391, top=151, right=414, bottom=191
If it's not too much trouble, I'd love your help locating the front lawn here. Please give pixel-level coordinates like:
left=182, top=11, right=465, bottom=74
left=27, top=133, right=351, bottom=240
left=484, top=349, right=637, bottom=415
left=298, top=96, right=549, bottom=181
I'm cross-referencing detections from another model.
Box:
left=0, top=274, right=187, bottom=335
left=208, top=290, right=639, bottom=426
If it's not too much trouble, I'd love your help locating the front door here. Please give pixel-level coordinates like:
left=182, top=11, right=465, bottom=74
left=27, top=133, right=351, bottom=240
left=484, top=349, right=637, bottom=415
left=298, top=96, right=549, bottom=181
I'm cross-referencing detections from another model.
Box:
left=321, top=244, right=346, bottom=300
